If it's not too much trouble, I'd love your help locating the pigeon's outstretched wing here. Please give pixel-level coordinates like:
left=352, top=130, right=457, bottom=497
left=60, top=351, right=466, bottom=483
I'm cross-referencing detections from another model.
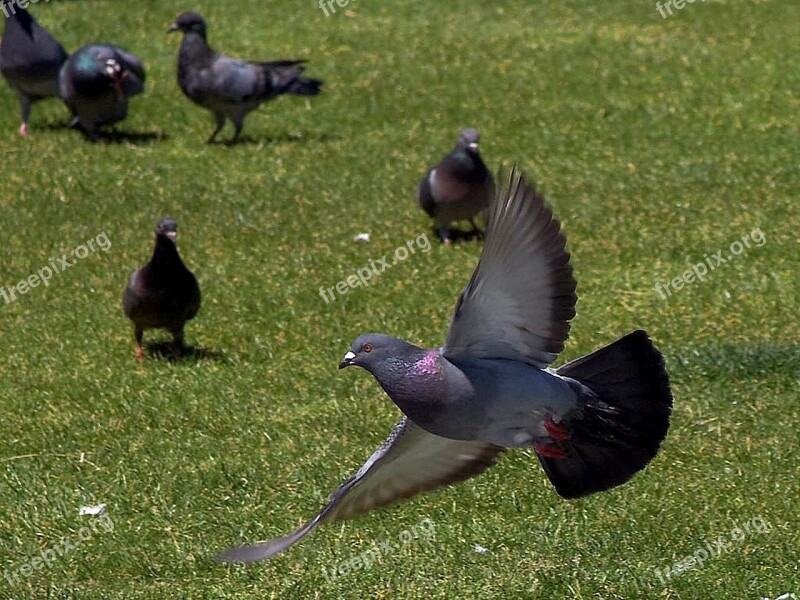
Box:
left=442, top=168, right=577, bottom=367
left=217, top=417, right=503, bottom=563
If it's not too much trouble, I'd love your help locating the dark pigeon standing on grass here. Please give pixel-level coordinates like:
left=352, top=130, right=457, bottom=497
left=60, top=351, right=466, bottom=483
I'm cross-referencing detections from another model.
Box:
left=0, top=1, right=68, bottom=136
left=123, top=218, right=201, bottom=361
left=418, top=128, right=495, bottom=244
left=217, top=168, right=673, bottom=563
left=59, top=43, right=145, bottom=141
left=167, top=12, right=323, bottom=144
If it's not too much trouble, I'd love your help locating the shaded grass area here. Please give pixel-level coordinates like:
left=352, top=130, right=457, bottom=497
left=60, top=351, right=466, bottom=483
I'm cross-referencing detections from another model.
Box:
left=0, top=0, right=797, bottom=598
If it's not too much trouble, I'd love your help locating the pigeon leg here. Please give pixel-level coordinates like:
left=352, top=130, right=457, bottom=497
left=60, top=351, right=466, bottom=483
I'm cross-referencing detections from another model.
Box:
left=82, top=122, right=100, bottom=143
left=469, top=218, right=484, bottom=238
left=134, top=327, right=144, bottom=361
left=16, top=93, right=31, bottom=137
left=229, top=117, right=244, bottom=145
left=207, top=113, right=225, bottom=143
left=171, top=328, right=186, bottom=359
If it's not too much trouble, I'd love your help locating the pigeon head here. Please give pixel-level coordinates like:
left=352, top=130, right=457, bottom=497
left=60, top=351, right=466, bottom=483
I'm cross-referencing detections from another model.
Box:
left=339, top=334, right=426, bottom=375
left=167, top=12, right=207, bottom=37
left=155, top=217, right=179, bottom=243
left=456, top=128, right=481, bottom=152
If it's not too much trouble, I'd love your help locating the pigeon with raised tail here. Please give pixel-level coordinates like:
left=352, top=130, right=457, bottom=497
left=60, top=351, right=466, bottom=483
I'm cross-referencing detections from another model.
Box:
left=218, top=169, right=672, bottom=563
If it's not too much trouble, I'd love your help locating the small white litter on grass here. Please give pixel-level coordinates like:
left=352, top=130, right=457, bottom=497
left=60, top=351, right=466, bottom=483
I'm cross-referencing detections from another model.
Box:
left=474, top=544, right=488, bottom=554
left=79, top=503, right=106, bottom=516
left=353, top=233, right=371, bottom=243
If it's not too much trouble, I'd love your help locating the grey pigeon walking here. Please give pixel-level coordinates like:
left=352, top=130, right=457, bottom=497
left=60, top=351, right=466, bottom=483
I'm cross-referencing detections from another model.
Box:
left=123, top=218, right=201, bottom=361
left=0, top=1, right=68, bottom=137
left=418, top=128, right=495, bottom=244
left=217, top=168, right=672, bottom=563
left=167, top=12, right=323, bottom=144
left=59, top=43, right=145, bottom=141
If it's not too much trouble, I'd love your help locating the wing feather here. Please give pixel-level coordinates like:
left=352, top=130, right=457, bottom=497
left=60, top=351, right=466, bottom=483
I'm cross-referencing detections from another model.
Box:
left=216, top=417, right=502, bottom=563
left=441, top=168, right=577, bottom=367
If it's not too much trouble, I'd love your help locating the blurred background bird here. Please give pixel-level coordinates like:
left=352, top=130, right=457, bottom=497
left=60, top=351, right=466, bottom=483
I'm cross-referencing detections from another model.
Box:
left=122, top=217, right=201, bottom=361
left=167, top=11, right=323, bottom=144
left=0, top=1, right=68, bottom=137
left=59, top=43, right=145, bottom=141
left=418, top=128, right=495, bottom=244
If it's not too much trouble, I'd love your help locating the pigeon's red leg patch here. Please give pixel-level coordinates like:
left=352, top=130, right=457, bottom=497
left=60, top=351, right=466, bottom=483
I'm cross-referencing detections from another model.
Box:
left=544, top=416, right=570, bottom=441
left=534, top=442, right=567, bottom=460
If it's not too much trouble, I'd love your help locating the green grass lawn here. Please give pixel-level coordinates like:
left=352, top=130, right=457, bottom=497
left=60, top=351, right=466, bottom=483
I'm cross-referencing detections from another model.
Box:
left=0, top=0, right=798, bottom=598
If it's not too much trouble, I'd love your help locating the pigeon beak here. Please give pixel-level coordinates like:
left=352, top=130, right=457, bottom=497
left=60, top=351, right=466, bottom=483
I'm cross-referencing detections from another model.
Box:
left=339, top=351, right=356, bottom=369
left=167, top=23, right=180, bottom=34
left=468, top=142, right=479, bottom=151
left=166, top=231, right=178, bottom=243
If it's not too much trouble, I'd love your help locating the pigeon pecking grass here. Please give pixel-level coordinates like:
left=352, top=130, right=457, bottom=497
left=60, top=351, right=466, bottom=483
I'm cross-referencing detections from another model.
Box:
left=59, top=43, right=145, bottom=141
left=218, top=168, right=672, bottom=563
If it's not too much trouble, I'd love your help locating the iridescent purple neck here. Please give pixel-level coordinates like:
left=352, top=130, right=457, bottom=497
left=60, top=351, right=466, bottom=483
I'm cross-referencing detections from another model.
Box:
left=410, top=350, right=441, bottom=377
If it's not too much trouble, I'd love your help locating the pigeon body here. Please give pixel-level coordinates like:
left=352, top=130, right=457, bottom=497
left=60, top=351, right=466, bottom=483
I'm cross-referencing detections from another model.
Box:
left=167, top=12, right=323, bottom=143
left=219, top=169, right=672, bottom=563
left=123, top=218, right=200, bottom=361
left=59, top=44, right=145, bottom=141
left=0, top=2, right=68, bottom=136
left=341, top=336, right=579, bottom=446
left=418, top=128, right=495, bottom=244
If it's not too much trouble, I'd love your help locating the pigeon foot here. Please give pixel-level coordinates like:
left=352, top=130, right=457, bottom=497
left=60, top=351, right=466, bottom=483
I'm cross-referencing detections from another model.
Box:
left=134, top=345, right=145, bottom=361
left=19, top=123, right=29, bottom=137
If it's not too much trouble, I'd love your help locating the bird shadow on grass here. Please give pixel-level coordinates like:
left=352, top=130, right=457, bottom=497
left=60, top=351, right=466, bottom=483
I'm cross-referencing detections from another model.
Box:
left=210, top=130, right=339, bottom=147
left=145, top=341, right=227, bottom=364
left=428, top=225, right=485, bottom=246
left=36, top=122, right=166, bottom=145
left=93, top=130, right=167, bottom=145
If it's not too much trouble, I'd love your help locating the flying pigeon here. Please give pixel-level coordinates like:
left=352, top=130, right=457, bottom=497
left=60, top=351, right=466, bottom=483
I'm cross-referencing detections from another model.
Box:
left=417, top=128, right=495, bottom=244
left=122, top=218, right=201, bottom=361
left=167, top=12, right=323, bottom=144
left=59, top=43, right=145, bottom=141
left=217, top=169, right=673, bottom=563
left=0, top=1, right=68, bottom=137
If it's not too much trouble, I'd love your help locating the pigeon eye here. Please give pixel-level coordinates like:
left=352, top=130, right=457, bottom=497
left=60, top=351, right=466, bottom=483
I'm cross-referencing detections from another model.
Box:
left=362, top=343, right=373, bottom=353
